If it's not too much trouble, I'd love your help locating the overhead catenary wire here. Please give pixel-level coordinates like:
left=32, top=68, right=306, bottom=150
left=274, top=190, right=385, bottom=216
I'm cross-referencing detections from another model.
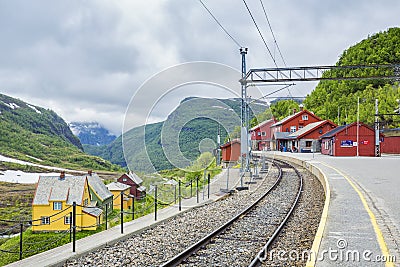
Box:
left=243, top=0, right=294, bottom=99
left=242, top=0, right=276, bottom=67
left=259, top=0, right=287, bottom=67
left=248, top=83, right=295, bottom=104
left=198, top=0, right=242, bottom=48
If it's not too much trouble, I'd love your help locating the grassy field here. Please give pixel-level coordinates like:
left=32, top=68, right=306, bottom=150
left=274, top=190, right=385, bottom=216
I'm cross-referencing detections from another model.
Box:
left=0, top=160, right=221, bottom=266
left=0, top=182, right=35, bottom=233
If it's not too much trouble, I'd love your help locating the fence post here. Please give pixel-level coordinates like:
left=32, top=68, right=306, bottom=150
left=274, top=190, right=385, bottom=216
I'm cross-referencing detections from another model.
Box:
left=132, top=196, right=135, bottom=221
left=190, top=180, right=193, bottom=198
left=19, top=223, right=23, bottom=260
left=178, top=180, right=182, bottom=211
left=105, top=204, right=108, bottom=230
left=154, top=186, right=158, bottom=221
left=73, top=202, right=76, bottom=253
left=120, top=191, right=124, bottom=234
left=174, top=185, right=177, bottom=204
left=69, top=212, right=72, bottom=241
left=196, top=176, right=199, bottom=203
left=226, top=167, right=230, bottom=191
left=208, top=174, right=211, bottom=199
left=203, top=170, right=206, bottom=200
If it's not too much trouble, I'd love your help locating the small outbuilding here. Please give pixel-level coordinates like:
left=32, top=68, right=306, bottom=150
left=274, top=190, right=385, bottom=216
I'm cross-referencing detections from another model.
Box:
left=118, top=172, right=146, bottom=200
left=220, top=139, right=241, bottom=167
left=106, top=182, right=133, bottom=210
left=320, top=122, right=380, bottom=157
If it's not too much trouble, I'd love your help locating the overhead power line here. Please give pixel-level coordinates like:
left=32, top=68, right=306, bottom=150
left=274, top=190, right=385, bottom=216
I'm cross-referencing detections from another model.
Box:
left=259, top=0, right=287, bottom=67
left=198, top=0, right=242, bottom=48
left=241, top=0, right=276, bottom=67
left=243, top=0, right=293, bottom=98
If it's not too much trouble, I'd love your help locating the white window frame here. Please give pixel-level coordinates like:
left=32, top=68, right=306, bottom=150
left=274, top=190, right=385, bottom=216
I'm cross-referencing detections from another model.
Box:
left=122, top=178, right=127, bottom=182
left=302, top=114, right=308, bottom=121
left=298, top=125, right=304, bottom=129
left=41, top=216, right=50, bottom=225
left=53, top=202, right=62, bottom=210
left=290, top=126, right=297, bottom=133
left=65, top=215, right=71, bottom=225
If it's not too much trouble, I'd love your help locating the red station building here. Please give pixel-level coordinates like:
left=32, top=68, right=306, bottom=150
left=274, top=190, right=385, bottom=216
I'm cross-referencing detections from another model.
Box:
left=286, top=120, right=337, bottom=152
left=320, top=122, right=381, bottom=157
left=249, top=118, right=276, bottom=151
left=271, top=107, right=324, bottom=151
left=381, top=136, right=400, bottom=154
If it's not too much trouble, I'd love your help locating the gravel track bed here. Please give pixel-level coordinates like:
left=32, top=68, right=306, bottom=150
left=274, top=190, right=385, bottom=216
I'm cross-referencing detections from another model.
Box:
left=262, top=163, right=325, bottom=267
left=64, top=161, right=324, bottom=267
left=179, top=163, right=301, bottom=267
left=64, top=166, right=280, bottom=267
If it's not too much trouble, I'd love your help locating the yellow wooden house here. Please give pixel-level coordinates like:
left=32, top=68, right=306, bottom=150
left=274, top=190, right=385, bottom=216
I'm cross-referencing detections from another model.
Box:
left=106, top=182, right=133, bottom=210
left=32, top=172, right=103, bottom=232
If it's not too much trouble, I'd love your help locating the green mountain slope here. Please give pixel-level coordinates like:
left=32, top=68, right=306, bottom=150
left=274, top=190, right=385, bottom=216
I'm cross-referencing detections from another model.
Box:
left=304, top=27, right=400, bottom=128
left=85, top=97, right=267, bottom=172
left=0, top=93, right=121, bottom=171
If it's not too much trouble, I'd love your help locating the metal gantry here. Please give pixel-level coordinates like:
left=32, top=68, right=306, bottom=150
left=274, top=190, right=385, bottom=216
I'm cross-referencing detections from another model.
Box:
left=239, top=55, right=400, bottom=159
left=244, top=64, right=400, bottom=83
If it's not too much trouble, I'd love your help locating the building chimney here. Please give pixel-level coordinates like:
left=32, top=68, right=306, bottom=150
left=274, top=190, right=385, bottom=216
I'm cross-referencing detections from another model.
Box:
left=88, top=170, right=92, bottom=176
left=60, top=171, right=65, bottom=180
left=299, top=104, right=304, bottom=111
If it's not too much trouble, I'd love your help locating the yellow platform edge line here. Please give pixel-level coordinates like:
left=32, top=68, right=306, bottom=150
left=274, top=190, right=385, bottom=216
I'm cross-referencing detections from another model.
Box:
left=305, top=164, right=331, bottom=267
left=319, top=162, right=395, bottom=267
left=270, top=154, right=331, bottom=267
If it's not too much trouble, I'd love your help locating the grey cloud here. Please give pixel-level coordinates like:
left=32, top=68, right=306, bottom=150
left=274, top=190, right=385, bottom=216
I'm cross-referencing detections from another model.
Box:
left=0, top=0, right=399, bottom=135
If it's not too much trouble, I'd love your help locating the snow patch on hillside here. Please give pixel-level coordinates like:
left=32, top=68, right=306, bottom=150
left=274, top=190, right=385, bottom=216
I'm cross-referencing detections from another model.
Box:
left=1, top=101, right=20, bottom=109
left=27, top=104, right=42, bottom=114
left=0, top=170, right=70, bottom=184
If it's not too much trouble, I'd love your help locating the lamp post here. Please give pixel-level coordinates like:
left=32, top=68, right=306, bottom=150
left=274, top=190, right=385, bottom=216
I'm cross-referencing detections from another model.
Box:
left=357, top=97, right=360, bottom=157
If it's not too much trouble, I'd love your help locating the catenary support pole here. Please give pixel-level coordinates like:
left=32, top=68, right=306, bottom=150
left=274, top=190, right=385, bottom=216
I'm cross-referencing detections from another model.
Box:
left=375, top=99, right=380, bottom=157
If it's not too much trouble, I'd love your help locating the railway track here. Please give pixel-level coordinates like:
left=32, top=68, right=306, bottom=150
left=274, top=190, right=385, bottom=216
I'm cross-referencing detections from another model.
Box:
left=65, top=158, right=325, bottom=267
left=161, top=159, right=303, bottom=267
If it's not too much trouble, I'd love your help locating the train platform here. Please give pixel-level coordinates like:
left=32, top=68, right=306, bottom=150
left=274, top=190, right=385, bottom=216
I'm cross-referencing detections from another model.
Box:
left=6, top=168, right=241, bottom=267
left=264, top=151, right=399, bottom=267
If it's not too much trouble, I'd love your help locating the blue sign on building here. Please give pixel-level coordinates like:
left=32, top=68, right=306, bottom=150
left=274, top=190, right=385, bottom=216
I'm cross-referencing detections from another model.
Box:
left=340, top=140, right=353, bottom=147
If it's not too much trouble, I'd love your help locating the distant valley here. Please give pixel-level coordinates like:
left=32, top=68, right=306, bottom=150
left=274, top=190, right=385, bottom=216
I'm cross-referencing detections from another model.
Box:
left=0, top=93, right=121, bottom=172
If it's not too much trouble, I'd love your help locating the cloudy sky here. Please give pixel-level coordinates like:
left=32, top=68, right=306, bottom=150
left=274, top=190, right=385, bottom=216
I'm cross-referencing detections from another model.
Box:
left=0, top=0, right=399, bottom=135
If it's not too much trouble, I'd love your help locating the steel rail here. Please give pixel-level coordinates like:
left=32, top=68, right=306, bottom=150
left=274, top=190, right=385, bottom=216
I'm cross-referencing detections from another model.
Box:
left=160, top=160, right=283, bottom=267
left=248, top=160, right=304, bottom=267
